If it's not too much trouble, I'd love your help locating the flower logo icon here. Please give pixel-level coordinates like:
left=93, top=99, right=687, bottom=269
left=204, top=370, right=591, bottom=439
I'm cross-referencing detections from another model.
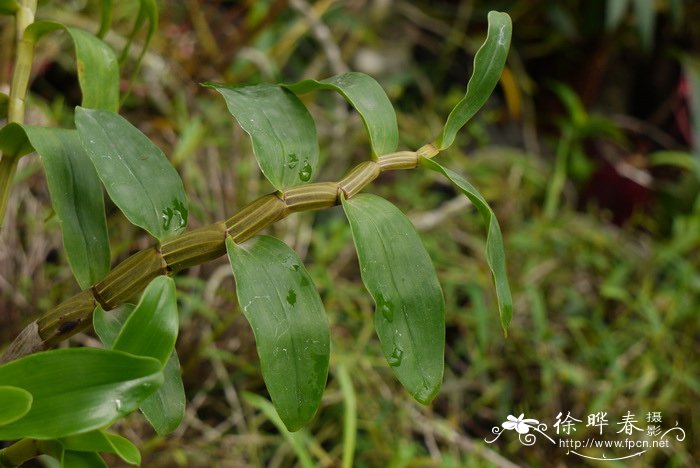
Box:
left=502, top=414, right=540, bottom=434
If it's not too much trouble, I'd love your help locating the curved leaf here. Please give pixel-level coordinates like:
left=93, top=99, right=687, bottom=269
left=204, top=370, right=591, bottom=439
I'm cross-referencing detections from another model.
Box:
left=0, top=348, right=163, bottom=439
left=206, top=83, right=319, bottom=190
left=421, top=158, right=512, bottom=334
left=112, top=276, right=178, bottom=365
left=75, top=107, right=189, bottom=241
left=25, top=22, right=119, bottom=112
left=21, top=126, right=109, bottom=289
left=139, top=351, right=186, bottom=436
left=93, top=304, right=134, bottom=349
left=60, top=430, right=140, bottom=466
left=437, top=11, right=512, bottom=150
left=0, top=386, right=32, bottom=426
left=61, top=450, right=107, bottom=468
left=341, top=194, right=445, bottom=404
left=284, top=72, right=398, bottom=156
left=226, top=236, right=330, bottom=431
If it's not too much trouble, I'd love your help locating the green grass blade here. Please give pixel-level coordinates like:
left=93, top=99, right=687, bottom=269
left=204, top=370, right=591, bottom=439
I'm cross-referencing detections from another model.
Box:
left=341, top=193, right=445, bottom=404
left=21, top=127, right=109, bottom=290
left=335, top=364, right=357, bottom=468
left=437, top=11, right=512, bottom=150
left=0, top=348, right=163, bottom=440
left=75, top=107, right=189, bottom=241
left=226, top=236, right=330, bottom=431
left=284, top=72, right=398, bottom=157
left=421, top=158, right=513, bottom=334
left=206, top=83, right=319, bottom=190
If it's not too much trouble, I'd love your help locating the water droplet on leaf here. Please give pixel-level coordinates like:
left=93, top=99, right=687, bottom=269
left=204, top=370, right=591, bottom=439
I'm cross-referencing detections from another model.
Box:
left=287, top=153, right=298, bottom=169
left=298, top=159, right=312, bottom=181
left=286, top=289, right=297, bottom=306
left=388, top=347, right=404, bottom=367
left=377, top=293, right=393, bottom=322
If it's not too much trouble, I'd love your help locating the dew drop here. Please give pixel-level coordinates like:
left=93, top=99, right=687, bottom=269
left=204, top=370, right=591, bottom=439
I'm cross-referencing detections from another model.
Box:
left=286, top=289, right=297, bottom=306
left=287, top=153, right=299, bottom=169
left=114, top=399, right=123, bottom=412
left=388, top=347, right=404, bottom=367
left=377, top=293, right=393, bottom=322
left=161, top=207, right=173, bottom=230
left=298, top=159, right=312, bottom=181
left=291, top=264, right=300, bottom=271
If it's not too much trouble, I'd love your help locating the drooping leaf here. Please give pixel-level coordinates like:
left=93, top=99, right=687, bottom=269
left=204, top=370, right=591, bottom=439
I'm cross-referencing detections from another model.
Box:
left=60, top=430, right=140, bottom=466
left=0, top=386, right=32, bottom=426
left=0, top=122, right=33, bottom=157
left=93, top=304, right=134, bottom=349
left=341, top=194, right=445, bottom=404
left=242, top=392, right=315, bottom=468
left=284, top=72, right=398, bottom=156
left=0, top=348, right=163, bottom=439
left=111, top=276, right=178, bottom=365
left=226, top=236, right=330, bottom=431
left=139, top=351, right=186, bottom=436
left=75, top=107, right=189, bottom=241
left=94, top=299, right=185, bottom=436
left=421, top=158, right=513, bottom=334
left=24, top=22, right=119, bottom=112
left=206, top=83, right=319, bottom=190
left=21, top=126, right=109, bottom=289
left=437, top=11, right=512, bottom=150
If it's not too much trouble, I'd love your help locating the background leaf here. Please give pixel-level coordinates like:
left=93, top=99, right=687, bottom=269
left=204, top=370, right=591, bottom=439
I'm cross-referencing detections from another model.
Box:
left=0, top=348, right=162, bottom=439
left=437, top=11, right=512, bottom=150
left=226, top=236, right=330, bottom=431
left=75, top=107, right=189, bottom=241
left=0, top=386, right=32, bottom=426
left=284, top=72, right=398, bottom=157
left=25, top=22, right=119, bottom=112
left=61, top=450, right=107, bottom=468
left=421, top=158, right=513, bottom=334
left=112, top=276, right=178, bottom=365
left=341, top=194, right=445, bottom=404
left=206, top=83, right=319, bottom=190
left=21, top=126, right=109, bottom=289
left=60, top=430, right=140, bottom=466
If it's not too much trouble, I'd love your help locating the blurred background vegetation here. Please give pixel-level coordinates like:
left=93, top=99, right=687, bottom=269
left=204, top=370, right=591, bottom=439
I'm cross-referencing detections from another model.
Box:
left=1, top=0, right=699, bottom=466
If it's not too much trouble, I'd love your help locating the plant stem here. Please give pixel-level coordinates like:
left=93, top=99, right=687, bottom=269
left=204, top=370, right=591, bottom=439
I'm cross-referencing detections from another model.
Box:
left=0, top=0, right=37, bottom=227
left=543, top=131, right=572, bottom=219
left=1, top=145, right=440, bottom=363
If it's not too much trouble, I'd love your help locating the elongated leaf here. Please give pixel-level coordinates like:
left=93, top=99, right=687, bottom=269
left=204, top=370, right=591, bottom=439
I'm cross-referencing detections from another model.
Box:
left=0, top=348, right=163, bottom=439
left=93, top=304, right=134, bottom=348
left=243, top=392, right=315, bottom=468
left=421, top=158, right=513, bottom=334
left=341, top=194, right=444, bottom=404
left=226, top=236, right=330, bottom=431
left=206, top=83, right=319, bottom=190
left=632, top=0, right=655, bottom=51
left=25, top=22, right=119, bottom=112
left=606, top=0, right=630, bottom=30
left=139, top=351, right=186, bottom=435
left=437, top=11, right=512, bottom=150
left=75, top=107, right=189, bottom=241
left=0, top=386, right=32, bottom=426
left=284, top=72, right=398, bottom=156
left=0, top=122, right=33, bottom=157
left=0, top=0, right=18, bottom=15
left=95, top=301, right=185, bottom=436
left=60, top=430, right=140, bottom=466
left=120, top=0, right=158, bottom=103
left=21, top=126, right=109, bottom=289
left=111, top=276, right=178, bottom=365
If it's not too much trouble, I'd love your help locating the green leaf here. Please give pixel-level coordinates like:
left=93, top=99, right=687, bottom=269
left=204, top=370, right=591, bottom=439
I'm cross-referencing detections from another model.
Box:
left=112, top=276, right=178, bottom=365
left=119, top=0, right=158, bottom=103
left=632, top=0, right=655, bottom=51
left=139, top=351, right=186, bottom=436
left=61, top=450, right=107, bottom=468
left=341, top=194, right=445, bottom=404
left=437, top=11, right=512, bottom=150
left=0, top=386, right=32, bottom=426
left=226, top=236, right=330, bottom=431
left=206, top=83, right=319, bottom=190
left=284, top=72, right=398, bottom=157
left=93, top=304, right=134, bottom=349
left=21, top=126, right=109, bottom=289
left=25, top=22, right=119, bottom=112
left=0, top=0, right=17, bottom=15
left=75, top=107, right=189, bottom=241
left=0, top=348, right=163, bottom=439
left=0, top=123, right=34, bottom=158
left=0, top=92, right=7, bottom=119
left=242, top=392, right=315, bottom=468
left=421, top=158, right=513, bottom=334
left=60, top=430, right=140, bottom=466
